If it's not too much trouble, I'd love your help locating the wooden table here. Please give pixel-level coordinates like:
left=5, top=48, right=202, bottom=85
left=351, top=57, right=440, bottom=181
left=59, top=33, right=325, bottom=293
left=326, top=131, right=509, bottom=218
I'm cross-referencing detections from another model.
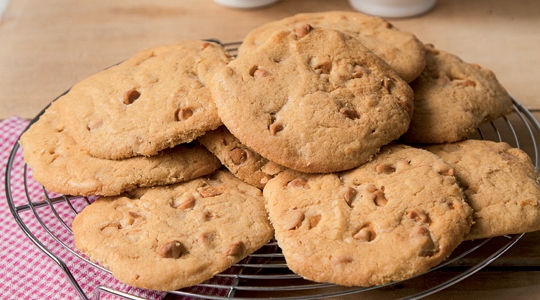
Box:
left=1, top=0, right=540, bottom=299
left=1, top=0, right=540, bottom=119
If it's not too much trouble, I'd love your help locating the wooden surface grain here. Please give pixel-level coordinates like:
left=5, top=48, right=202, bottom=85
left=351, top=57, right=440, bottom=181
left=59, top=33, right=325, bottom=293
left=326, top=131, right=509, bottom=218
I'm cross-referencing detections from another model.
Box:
left=0, top=0, right=539, bottom=119
left=2, top=0, right=540, bottom=299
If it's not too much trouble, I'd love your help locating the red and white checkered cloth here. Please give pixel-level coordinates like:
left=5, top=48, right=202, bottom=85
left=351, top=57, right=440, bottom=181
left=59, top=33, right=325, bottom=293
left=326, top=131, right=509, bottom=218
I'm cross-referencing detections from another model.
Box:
left=0, top=116, right=235, bottom=300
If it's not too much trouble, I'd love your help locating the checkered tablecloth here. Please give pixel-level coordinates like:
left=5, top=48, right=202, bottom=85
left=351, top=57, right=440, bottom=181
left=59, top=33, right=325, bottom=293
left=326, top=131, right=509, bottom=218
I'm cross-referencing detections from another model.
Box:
left=0, top=116, right=234, bottom=300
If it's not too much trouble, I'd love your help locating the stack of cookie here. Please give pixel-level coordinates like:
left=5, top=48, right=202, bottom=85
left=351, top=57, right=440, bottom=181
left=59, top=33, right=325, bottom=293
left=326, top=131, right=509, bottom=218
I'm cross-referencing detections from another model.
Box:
left=19, top=11, right=540, bottom=293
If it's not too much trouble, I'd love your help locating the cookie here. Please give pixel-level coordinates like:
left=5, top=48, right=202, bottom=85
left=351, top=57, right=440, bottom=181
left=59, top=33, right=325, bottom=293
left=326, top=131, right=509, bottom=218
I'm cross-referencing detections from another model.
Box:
left=58, top=40, right=231, bottom=160
left=19, top=102, right=221, bottom=196
left=72, top=170, right=274, bottom=291
left=401, top=45, right=513, bottom=144
left=424, top=139, right=540, bottom=240
left=212, top=26, right=414, bottom=173
left=198, top=126, right=285, bottom=189
left=238, top=11, right=426, bottom=83
left=263, top=144, right=472, bottom=287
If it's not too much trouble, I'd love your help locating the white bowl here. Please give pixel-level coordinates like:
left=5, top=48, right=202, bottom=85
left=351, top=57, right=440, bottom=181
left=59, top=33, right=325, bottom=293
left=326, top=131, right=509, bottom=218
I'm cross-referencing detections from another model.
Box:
left=349, top=0, right=437, bottom=18
left=214, top=0, right=279, bottom=9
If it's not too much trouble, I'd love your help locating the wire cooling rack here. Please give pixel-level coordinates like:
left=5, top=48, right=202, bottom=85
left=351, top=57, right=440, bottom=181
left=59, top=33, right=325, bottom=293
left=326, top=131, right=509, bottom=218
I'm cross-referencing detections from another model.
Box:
left=5, top=41, right=540, bottom=300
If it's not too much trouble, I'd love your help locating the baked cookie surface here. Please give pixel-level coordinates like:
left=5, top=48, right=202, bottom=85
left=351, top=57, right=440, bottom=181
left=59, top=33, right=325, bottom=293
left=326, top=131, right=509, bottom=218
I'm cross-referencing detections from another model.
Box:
left=263, top=144, right=472, bottom=287
left=198, top=126, right=285, bottom=189
left=72, top=170, right=274, bottom=291
left=212, top=26, right=414, bottom=173
left=59, top=40, right=230, bottom=159
left=19, top=102, right=221, bottom=196
left=238, top=11, right=426, bottom=83
left=425, top=139, right=540, bottom=240
left=402, top=45, right=513, bottom=144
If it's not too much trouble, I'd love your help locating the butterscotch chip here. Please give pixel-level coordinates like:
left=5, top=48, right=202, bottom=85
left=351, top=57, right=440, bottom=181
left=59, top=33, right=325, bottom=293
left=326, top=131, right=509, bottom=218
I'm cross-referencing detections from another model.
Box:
left=353, top=225, right=376, bottom=242
left=72, top=170, right=273, bottom=291
left=339, top=106, right=359, bottom=119
left=425, top=139, right=540, bottom=240
left=408, top=208, right=429, bottom=224
left=263, top=144, right=472, bottom=287
left=238, top=11, right=426, bottom=82
left=371, top=189, right=388, bottom=207
left=19, top=104, right=221, bottom=196
left=269, top=122, right=284, bottom=136
left=288, top=177, right=309, bottom=189
left=157, top=240, right=185, bottom=259
left=198, top=126, right=285, bottom=189
left=253, top=68, right=270, bottom=78
left=176, top=107, right=194, bottom=121
left=342, top=186, right=358, bottom=206
left=223, top=241, right=245, bottom=256
left=375, top=163, right=396, bottom=174
left=285, top=210, right=305, bottom=230
left=197, top=185, right=224, bottom=198
left=229, top=148, right=248, bottom=165
left=174, top=195, right=196, bottom=210
left=294, top=23, right=312, bottom=39
left=212, top=27, right=414, bottom=173
left=402, top=45, right=513, bottom=144
left=56, top=40, right=231, bottom=159
left=123, top=88, right=141, bottom=105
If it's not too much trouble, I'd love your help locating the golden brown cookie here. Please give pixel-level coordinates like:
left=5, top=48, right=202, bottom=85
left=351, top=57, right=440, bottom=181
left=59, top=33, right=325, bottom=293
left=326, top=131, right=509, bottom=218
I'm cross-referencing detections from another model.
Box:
left=238, top=11, right=426, bottom=83
left=425, top=139, right=540, bottom=240
left=58, top=40, right=231, bottom=159
left=401, top=45, right=513, bottom=144
left=198, top=126, right=285, bottom=189
left=263, top=144, right=472, bottom=287
left=264, top=144, right=472, bottom=286
left=212, top=26, right=414, bottom=173
left=72, top=170, right=274, bottom=291
left=19, top=102, right=221, bottom=196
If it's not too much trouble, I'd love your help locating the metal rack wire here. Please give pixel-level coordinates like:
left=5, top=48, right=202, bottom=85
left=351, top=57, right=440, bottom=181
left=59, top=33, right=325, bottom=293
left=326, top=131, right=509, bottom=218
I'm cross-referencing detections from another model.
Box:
left=5, top=41, right=540, bottom=300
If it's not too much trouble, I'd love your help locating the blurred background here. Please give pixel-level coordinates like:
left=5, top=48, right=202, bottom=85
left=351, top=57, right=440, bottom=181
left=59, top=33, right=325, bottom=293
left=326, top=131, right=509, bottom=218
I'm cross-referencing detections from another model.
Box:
left=0, top=0, right=538, bottom=119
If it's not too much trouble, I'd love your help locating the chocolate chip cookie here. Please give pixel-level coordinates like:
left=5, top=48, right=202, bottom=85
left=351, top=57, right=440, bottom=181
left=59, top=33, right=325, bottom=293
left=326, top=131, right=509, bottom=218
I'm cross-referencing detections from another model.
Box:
left=198, top=126, right=285, bottom=189
left=264, top=144, right=472, bottom=286
left=425, top=139, right=540, bottom=240
left=212, top=26, right=414, bottom=173
left=59, top=40, right=231, bottom=159
left=402, top=45, right=513, bottom=144
left=19, top=101, right=221, bottom=196
left=239, top=11, right=426, bottom=83
left=72, top=170, right=274, bottom=291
